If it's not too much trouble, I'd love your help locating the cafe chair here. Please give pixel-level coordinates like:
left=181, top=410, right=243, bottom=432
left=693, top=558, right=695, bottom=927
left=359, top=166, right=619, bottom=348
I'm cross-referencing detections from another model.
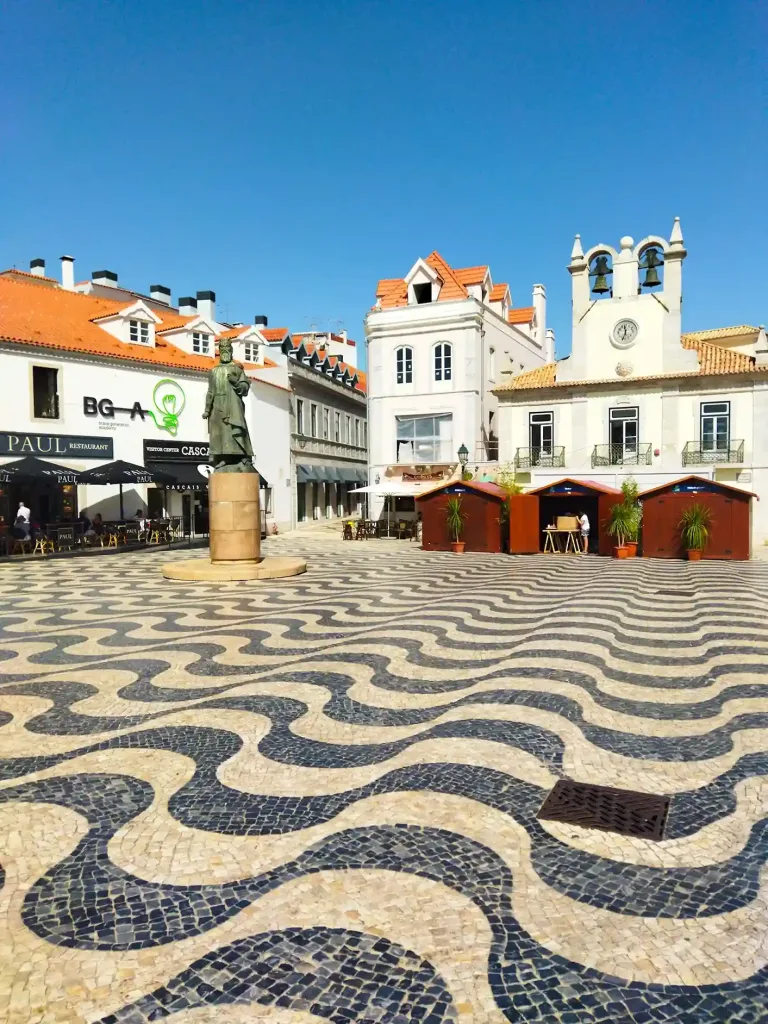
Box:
left=11, top=536, right=32, bottom=556
left=32, top=533, right=55, bottom=556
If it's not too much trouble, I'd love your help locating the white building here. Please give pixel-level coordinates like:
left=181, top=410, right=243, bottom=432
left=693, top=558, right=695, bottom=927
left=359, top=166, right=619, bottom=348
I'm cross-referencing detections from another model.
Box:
left=365, top=250, right=551, bottom=520
left=494, top=219, right=768, bottom=545
left=0, top=258, right=294, bottom=533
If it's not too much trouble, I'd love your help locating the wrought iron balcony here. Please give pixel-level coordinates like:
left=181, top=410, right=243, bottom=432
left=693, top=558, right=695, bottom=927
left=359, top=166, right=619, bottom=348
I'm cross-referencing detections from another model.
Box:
left=682, top=440, right=744, bottom=465
left=592, top=443, right=652, bottom=468
left=514, top=446, right=566, bottom=470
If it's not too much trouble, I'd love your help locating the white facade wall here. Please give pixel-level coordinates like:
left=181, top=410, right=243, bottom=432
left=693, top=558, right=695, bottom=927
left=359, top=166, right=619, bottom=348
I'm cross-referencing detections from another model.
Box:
left=0, top=346, right=293, bottom=531
left=366, top=299, right=544, bottom=520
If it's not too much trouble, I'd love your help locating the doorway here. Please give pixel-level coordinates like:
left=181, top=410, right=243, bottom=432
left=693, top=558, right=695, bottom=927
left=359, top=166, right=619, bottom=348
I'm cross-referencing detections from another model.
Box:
left=529, top=411, right=553, bottom=463
left=539, top=494, right=598, bottom=553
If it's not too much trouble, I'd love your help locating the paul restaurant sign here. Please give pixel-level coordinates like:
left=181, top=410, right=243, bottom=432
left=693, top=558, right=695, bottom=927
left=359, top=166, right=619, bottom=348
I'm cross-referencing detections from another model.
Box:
left=0, top=432, right=114, bottom=459
left=84, top=379, right=186, bottom=436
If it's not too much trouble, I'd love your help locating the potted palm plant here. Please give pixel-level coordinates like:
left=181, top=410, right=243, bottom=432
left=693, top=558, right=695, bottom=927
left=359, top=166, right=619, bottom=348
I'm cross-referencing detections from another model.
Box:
left=679, top=503, right=713, bottom=561
left=607, top=502, right=632, bottom=558
left=621, top=478, right=642, bottom=557
left=445, top=496, right=466, bottom=553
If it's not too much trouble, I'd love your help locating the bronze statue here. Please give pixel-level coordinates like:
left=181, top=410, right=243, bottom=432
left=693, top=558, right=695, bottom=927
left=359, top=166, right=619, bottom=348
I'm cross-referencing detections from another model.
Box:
left=203, top=339, right=256, bottom=472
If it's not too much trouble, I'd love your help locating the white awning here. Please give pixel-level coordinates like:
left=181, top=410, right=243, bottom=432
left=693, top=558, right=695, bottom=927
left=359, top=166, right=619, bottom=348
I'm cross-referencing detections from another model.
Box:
left=349, top=482, right=435, bottom=496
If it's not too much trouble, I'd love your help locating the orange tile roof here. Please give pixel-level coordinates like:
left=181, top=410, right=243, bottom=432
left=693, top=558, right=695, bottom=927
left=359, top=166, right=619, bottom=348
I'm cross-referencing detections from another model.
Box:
left=495, top=333, right=760, bottom=393
left=288, top=338, right=366, bottom=393
left=1, top=268, right=59, bottom=285
left=454, top=265, right=489, bottom=286
left=0, top=276, right=222, bottom=374
left=424, top=251, right=468, bottom=300
left=489, top=283, right=509, bottom=302
left=681, top=325, right=759, bottom=343
left=507, top=306, right=535, bottom=324
left=261, top=327, right=290, bottom=342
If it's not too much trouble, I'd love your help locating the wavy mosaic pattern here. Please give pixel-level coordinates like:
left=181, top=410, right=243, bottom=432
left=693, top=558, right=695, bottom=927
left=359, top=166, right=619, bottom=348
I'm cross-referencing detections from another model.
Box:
left=1, top=537, right=768, bottom=1023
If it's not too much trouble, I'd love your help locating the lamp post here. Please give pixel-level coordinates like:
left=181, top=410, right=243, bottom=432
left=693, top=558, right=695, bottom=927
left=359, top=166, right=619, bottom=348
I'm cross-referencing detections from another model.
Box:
left=458, top=444, right=469, bottom=479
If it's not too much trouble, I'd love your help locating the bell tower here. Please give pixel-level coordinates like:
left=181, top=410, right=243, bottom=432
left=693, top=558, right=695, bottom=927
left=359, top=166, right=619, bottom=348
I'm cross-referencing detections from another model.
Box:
left=560, top=217, right=696, bottom=383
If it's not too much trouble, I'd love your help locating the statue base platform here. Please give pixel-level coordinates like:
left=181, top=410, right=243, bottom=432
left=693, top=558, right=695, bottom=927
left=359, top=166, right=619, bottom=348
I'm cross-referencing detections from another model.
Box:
left=162, top=555, right=307, bottom=582
left=161, top=471, right=306, bottom=582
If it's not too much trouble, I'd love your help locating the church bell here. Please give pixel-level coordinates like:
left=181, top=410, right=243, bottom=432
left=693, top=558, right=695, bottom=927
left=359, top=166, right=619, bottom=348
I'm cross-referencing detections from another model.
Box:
left=589, top=255, right=612, bottom=295
left=639, top=247, right=664, bottom=288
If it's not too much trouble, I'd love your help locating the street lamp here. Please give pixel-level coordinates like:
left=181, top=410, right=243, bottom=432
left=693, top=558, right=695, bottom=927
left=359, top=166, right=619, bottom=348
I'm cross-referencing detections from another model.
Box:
left=458, top=444, right=469, bottom=466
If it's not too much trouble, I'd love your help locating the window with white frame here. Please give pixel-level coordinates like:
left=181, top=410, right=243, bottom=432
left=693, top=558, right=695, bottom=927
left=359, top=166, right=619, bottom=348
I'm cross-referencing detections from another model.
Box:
left=396, top=414, right=452, bottom=463
left=243, top=342, right=259, bottom=362
left=396, top=346, right=413, bottom=384
left=701, top=402, right=730, bottom=451
left=129, top=319, right=149, bottom=344
left=193, top=332, right=211, bottom=355
left=434, top=342, right=452, bottom=381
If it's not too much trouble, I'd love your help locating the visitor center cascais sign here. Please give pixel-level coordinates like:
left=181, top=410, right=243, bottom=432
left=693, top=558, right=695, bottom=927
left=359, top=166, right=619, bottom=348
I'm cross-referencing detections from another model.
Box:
left=83, top=379, right=187, bottom=437
left=0, top=432, right=114, bottom=459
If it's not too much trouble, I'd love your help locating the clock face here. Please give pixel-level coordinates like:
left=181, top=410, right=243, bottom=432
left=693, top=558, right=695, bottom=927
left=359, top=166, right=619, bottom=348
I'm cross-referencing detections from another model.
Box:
left=612, top=318, right=638, bottom=348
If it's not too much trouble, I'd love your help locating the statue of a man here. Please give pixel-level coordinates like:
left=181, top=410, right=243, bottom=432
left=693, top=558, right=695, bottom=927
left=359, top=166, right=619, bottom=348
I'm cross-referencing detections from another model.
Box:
left=203, top=339, right=256, bottom=472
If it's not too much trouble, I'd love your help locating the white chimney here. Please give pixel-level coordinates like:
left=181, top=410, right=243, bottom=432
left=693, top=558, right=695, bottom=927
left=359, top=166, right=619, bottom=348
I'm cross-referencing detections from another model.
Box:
left=92, top=269, right=118, bottom=289
left=179, top=296, right=198, bottom=317
left=150, top=284, right=172, bottom=306
left=756, top=326, right=768, bottom=367
left=545, top=328, right=556, bottom=363
left=196, top=290, right=216, bottom=322
left=60, top=255, right=75, bottom=291
left=532, top=283, right=547, bottom=351
left=30, top=258, right=46, bottom=278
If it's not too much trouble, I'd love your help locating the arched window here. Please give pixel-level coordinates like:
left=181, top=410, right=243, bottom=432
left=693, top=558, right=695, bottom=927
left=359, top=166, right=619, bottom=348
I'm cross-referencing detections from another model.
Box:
left=396, top=346, right=413, bottom=384
left=434, top=342, right=452, bottom=381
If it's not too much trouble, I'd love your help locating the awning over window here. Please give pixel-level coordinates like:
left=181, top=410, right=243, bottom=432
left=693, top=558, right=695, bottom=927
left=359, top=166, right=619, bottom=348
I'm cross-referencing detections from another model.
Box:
left=297, top=464, right=321, bottom=483
left=156, top=461, right=211, bottom=491
left=297, top=464, right=366, bottom=484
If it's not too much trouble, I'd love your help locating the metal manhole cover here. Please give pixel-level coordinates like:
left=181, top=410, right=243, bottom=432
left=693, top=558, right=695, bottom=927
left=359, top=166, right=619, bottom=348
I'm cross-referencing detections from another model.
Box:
left=537, top=780, right=670, bottom=841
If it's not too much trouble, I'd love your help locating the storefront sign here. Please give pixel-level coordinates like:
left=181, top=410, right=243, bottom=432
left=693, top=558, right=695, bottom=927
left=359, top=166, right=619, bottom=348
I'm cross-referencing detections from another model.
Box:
left=401, top=471, right=444, bottom=481
left=83, top=379, right=186, bottom=437
left=0, top=432, right=114, bottom=459
left=144, top=439, right=210, bottom=463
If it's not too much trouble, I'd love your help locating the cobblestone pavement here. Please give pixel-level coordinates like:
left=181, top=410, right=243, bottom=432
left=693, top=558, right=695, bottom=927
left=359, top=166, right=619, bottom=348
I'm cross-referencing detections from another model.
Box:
left=0, top=536, right=767, bottom=1023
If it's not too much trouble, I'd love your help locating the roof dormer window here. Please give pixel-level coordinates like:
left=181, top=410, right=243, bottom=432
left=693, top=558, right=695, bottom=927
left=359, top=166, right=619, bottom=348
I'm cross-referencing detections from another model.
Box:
left=243, top=341, right=259, bottom=362
left=129, top=319, right=149, bottom=344
left=413, top=283, right=431, bottom=304
left=193, top=332, right=211, bottom=355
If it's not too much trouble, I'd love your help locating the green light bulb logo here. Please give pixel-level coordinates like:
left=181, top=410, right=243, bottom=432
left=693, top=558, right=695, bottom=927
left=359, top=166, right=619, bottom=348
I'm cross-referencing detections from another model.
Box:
left=149, top=379, right=186, bottom=436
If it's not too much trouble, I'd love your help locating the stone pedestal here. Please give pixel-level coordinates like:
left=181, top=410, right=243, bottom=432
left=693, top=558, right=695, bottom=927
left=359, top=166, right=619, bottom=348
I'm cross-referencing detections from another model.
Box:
left=162, top=470, right=307, bottom=583
left=209, top=472, right=261, bottom=564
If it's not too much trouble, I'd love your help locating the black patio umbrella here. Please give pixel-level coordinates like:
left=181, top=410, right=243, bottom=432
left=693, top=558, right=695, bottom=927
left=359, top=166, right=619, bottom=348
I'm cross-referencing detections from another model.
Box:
left=78, top=460, right=175, bottom=519
left=0, top=455, right=83, bottom=485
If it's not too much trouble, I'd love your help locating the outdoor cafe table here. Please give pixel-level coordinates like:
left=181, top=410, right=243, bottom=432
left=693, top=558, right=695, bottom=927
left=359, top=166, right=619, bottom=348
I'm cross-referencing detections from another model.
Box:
left=543, top=527, right=581, bottom=554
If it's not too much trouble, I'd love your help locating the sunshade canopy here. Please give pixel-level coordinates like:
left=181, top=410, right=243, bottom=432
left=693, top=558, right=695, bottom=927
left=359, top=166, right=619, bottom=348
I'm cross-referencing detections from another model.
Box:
left=0, top=456, right=82, bottom=485
left=78, top=460, right=176, bottom=486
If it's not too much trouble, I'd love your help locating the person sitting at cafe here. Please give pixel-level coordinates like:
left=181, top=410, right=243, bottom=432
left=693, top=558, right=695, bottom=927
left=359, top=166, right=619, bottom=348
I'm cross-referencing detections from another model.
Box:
left=10, top=515, right=29, bottom=540
left=85, top=513, right=105, bottom=543
left=77, top=512, right=91, bottom=532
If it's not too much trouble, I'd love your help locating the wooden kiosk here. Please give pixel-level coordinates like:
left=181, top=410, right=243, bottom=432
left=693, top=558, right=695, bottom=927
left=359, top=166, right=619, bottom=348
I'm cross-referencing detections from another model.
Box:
left=417, top=480, right=507, bottom=552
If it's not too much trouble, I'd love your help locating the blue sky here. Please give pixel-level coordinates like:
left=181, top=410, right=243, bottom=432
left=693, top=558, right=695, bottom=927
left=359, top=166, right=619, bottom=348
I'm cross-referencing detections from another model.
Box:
left=1, top=0, right=765, bottom=366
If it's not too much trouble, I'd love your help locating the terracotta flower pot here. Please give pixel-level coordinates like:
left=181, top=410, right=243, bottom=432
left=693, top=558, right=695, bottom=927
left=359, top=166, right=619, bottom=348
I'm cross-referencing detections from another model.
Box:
left=625, top=541, right=638, bottom=557
left=613, top=546, right=630, bottom=559
left=686, top=549, right=703, bottom=561
left=451, top=541, right=466, bottom=554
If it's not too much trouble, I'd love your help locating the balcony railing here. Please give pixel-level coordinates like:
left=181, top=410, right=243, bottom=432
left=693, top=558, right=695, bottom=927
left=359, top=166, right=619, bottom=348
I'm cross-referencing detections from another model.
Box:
left=292, top=433, right=366, bottom=459
left=592, top=443, right=652, bottom=468
left=682, top=440, right=744, bottom=465
left=515, top=446, right=565, bottom=470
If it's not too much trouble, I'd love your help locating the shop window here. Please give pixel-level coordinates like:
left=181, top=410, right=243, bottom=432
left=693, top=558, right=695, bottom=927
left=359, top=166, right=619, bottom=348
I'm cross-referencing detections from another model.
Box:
left=394, top=496, right=416, bottom=513
left=193, top=332, right=211, bottom=355
left=129, top=319, right=150, bottom=344
left=434, top=343, right=452, bottom=381
left=396, top=346, right=413, bottom=384
left=396, top=414, right=452, bottom=463
left=33, top=366, right=59, bottom=419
